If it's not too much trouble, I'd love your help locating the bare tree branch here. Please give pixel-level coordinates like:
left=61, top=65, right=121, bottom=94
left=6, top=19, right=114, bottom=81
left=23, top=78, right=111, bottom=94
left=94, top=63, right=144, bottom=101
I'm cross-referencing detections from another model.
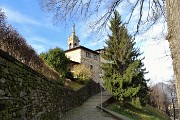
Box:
left=39, top=0, right=166, bottom=37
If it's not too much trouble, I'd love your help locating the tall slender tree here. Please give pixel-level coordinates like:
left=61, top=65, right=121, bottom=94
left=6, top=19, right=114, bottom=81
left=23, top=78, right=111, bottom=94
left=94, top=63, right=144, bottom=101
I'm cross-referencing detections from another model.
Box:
left=102, top=11, right=149, bottom=106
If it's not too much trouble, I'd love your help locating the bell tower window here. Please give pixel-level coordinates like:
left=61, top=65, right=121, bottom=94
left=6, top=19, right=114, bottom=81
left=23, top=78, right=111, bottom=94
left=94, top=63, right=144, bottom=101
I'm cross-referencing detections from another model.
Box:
left=74, top=43, right=77, bottom=47
left=69, top=43, right=72, bottom=49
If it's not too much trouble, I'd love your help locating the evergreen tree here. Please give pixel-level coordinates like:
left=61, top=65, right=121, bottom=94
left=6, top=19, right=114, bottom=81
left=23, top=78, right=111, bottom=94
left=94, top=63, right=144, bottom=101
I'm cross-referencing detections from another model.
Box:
left=102, top=11, right=149, bottom=106
left=131, top=60, right=150, bottom=107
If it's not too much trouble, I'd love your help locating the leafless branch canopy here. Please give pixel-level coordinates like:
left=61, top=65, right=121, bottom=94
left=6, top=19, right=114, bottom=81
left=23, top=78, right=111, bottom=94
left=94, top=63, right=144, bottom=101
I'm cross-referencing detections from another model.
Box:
left=39, top=0, right=166, bottom=35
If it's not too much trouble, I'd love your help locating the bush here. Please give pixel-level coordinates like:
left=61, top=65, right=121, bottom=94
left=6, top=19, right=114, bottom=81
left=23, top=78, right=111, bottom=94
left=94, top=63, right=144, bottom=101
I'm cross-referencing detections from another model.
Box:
left=73, top=64, right=92, bottom=84
left=132, top=97, right=142, bottom=108
left=66, top=71, right=74, bottom=80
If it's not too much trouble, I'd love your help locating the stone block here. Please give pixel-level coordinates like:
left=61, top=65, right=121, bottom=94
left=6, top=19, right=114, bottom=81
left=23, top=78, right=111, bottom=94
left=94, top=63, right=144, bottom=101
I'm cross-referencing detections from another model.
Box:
left=0, top=78, right=6, bottom=83
left=2, top=68, right=9, bottom=74
left=20, top=91, right=27, bottom=97
left=0, top=90, right=5, bottom=96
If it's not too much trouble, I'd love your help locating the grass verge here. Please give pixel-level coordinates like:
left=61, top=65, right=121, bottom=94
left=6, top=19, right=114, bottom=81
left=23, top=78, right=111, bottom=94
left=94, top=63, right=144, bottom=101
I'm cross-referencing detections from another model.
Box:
left=106, top=102, right=171, bottom=120
left=71, top=82, right=84, bottom=90
left=65, top=79, right=84, bottom=90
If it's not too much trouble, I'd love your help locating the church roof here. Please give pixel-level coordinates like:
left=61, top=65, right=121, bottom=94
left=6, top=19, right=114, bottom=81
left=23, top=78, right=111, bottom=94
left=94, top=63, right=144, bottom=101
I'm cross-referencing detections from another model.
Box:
left=95, top=49, right=105, bottom=52
left=65, top=46, right=100, bottom=55
left=69, top=60, right=80, bottom=64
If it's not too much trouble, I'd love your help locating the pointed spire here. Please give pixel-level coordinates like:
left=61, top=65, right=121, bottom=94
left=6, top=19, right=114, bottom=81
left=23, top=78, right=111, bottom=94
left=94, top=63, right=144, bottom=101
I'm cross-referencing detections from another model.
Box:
left=72, top=23, right=75, bottom=35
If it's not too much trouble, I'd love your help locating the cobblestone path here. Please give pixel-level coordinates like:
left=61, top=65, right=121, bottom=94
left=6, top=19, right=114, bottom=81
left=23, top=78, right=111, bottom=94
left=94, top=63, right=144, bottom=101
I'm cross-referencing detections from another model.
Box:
left=60, top=91, right=118, bottom=120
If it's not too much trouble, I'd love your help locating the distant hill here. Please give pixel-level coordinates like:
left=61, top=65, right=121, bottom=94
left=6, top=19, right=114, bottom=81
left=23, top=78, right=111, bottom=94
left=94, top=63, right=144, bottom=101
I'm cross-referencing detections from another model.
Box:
left=154, top=82, right=173, bottom=100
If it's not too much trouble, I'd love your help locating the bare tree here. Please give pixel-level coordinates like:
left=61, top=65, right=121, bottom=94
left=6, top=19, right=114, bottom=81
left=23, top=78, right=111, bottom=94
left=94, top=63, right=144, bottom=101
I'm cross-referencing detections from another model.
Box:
left=0, top=9, right=61, bottom=82
left=166, top=1, right=180, bottom=116
left=39, top=0, right=165, bottom=35
left=150, top=85, right=170, bottom=114
left=167, top=80, right=178, bottom=119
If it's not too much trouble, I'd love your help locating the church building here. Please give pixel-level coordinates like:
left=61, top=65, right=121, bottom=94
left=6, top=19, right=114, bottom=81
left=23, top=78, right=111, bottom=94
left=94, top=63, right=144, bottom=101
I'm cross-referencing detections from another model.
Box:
left=65, top=24, right=104, bottom=85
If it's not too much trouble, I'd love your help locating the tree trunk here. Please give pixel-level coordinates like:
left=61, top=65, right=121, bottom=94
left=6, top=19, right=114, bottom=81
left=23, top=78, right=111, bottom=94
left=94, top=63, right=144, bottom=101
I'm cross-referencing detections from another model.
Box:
left=166, top=0, right=180, bottom=116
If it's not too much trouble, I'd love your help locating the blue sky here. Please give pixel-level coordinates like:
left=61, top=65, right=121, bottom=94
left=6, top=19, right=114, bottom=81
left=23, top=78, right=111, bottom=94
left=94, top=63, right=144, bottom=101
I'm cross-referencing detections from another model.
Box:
left=0, top=0, right=103, bottom=53
left=0, top=0, right=174, bottom=84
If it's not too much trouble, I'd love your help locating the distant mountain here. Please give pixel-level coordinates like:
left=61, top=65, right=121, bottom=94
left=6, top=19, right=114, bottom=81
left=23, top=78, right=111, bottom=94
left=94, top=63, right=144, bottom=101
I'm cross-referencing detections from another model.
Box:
left=154, top=82, right=173, bottom=100
left=156, top=82, right=171, bottom=92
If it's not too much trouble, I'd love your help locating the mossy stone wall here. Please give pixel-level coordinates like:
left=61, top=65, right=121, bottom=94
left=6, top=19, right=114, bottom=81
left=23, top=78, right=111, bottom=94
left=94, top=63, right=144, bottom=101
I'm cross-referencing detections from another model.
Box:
left=0, top=49, right=100, bottom=120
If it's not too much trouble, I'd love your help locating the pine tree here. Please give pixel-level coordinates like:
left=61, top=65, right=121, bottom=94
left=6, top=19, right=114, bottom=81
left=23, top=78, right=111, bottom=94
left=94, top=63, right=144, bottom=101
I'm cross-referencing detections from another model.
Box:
left=131, top=60, right=150, bottom=107
left=102, top=11, right=149, bottom=106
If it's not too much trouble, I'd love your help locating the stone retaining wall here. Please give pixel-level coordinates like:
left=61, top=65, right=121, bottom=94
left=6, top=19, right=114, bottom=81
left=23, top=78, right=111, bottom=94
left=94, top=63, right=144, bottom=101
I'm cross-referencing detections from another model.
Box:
left=0, top=49, right=100, bottom=120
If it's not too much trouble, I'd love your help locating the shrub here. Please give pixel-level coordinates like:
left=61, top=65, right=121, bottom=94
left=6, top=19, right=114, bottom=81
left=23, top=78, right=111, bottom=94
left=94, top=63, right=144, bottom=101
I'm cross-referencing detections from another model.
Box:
left=132, top=97, right=142, bottom=108
left=73, top=64, right=92, bottom=84
left=66, top=71, right=74, bottom=80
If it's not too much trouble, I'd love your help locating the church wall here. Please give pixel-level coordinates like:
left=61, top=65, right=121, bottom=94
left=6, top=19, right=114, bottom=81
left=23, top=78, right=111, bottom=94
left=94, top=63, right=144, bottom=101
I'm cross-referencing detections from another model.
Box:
left=65, top=49, right=82, bottom=63
left=81, top=49, right=101, bottom=84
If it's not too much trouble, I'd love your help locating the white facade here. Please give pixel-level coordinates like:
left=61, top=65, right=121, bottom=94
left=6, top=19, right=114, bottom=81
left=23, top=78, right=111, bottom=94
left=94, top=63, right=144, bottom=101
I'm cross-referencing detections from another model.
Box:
left=65, top=49, right=81, bottom=63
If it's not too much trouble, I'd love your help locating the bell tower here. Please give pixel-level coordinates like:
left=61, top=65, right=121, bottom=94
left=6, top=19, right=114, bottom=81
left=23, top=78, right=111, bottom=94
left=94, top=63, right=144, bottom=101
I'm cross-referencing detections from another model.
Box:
left=68, top=23, right=80, bottom=49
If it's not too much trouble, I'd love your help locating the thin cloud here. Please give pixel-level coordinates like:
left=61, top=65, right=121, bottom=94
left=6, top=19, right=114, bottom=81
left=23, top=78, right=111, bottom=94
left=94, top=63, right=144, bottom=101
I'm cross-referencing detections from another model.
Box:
left=31, top=44, right=46, bottom=54
left=1, top=6, right=58, bottom=30
left=29, top=37, right=50, bottom=44
left=26, top=36, right=61, bottom=54
left=1, top=6, right=41, bottom=26
left=88, top=38, right=105, bottom=48
left=141, top=39, right=173, bottom=84
left=134, top=17, right=172, bottom=84
left=28, top=36, right=59, bottom=46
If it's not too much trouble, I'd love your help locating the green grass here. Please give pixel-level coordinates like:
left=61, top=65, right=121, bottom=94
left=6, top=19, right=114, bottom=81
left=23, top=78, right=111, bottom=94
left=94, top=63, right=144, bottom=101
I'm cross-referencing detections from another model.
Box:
left=71, top=82, right=84, bottom=90
left=65, top=79, right=84, bottom=90
left=106, top=102, right=171, bottom=120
